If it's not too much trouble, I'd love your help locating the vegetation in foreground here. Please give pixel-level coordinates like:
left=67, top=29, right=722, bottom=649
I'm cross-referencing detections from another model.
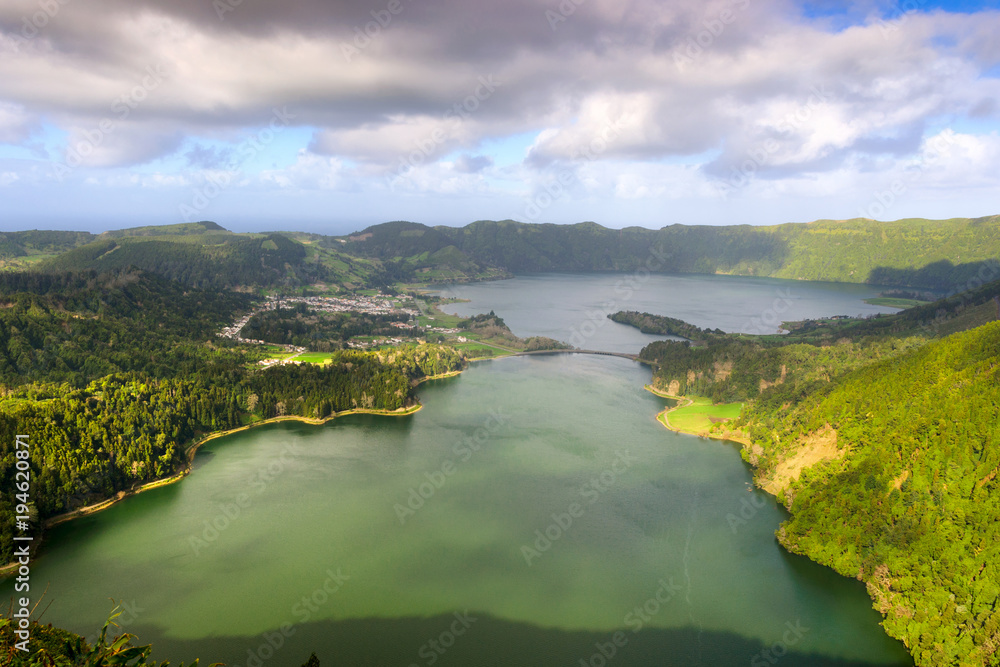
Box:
left=1, top=608, right=322, bottom=667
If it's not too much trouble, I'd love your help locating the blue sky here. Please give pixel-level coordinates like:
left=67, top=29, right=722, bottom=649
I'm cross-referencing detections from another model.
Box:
left=1, top=0, right=999, bottom=235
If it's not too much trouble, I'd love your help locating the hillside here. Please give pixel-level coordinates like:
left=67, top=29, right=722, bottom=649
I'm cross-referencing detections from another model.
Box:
left=341, top=216, right=1000, bottom=291
left=98, top=220, right=229, bottom=239
left=37, top=230, right=326, bottom=290
left=14, top=215, right=1000, bottom=291
left=0, top=230, right=96, bottom=270
left=631, top=280, right=1000, bottom=666
left=739, top=322, right=1000, bottom=666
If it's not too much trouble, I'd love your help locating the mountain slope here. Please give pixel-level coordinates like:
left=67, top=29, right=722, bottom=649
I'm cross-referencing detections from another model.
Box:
left=739, top=321, right=1000, bottom=666
left=341, top=215, right=1000, bottom=290
left=631, top=279, right=1000, bottom=666
left=37, top=231, right=323, bottom=290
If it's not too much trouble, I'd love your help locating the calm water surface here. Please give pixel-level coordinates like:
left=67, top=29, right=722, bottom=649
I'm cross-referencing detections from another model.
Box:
left=436, top=273, right=897, bottom=353
left=3, top=275, right=912, bottom=666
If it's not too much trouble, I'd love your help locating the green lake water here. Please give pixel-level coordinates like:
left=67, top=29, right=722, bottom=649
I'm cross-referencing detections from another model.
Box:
left=3, top=275, right=913, bottom=666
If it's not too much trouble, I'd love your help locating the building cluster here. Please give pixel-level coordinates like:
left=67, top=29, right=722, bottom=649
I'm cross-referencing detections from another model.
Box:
left=218, top=293, right=419, bottom=346
left=346, top=337, right=413, bottom=349
left=263, top=294, right=419, bottom=318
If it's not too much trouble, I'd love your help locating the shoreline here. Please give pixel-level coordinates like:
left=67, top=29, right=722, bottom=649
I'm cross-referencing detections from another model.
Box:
left=47, top=403, right=425, bottom=529
left=644, top=384, right=751, bottom=446
left=0, top=394, right=440, bottom=577
left=412, top=369, right=464, bottom=386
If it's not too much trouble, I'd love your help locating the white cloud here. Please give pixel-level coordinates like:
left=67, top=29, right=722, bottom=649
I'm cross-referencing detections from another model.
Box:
left=0, top=0, right=998, bottom=227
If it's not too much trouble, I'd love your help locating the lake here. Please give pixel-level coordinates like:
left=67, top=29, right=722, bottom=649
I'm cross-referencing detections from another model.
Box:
left=435, top=272, right=897, bottom=353
left=3, top=274, right=912, bottom=666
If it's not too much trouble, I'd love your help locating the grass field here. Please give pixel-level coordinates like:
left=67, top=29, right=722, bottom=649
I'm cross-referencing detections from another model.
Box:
left=417, top=303, right=467, bottom=328
left=863, top=297, right=931, bottom=309
left=660, top=396, right=742, bottom=435
left=296, top=352, right=334, bottom=364
left=451, top=341, right=511, bottom=358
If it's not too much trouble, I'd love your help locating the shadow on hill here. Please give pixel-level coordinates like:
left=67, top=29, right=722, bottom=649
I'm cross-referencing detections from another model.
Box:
left=868, top=259, right=1000, bottom=291
left=133, top=612, right=912, bottom=667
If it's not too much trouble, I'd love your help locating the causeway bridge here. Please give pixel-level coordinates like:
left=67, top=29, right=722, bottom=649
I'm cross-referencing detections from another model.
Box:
left=510, top=349, right=653, bottom=364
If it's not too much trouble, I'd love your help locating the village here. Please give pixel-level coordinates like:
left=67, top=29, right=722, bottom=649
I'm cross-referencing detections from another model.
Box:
left=217, top=293, right=435, bottom=361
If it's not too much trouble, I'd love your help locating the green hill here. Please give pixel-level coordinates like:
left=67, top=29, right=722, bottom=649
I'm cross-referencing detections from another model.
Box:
left=0, top=230, right=96, bottom=271
left=633, top=279, right=1000, bottom=666
left=18, top=215, right=1000, bottom=291
left=98, top=220, right=228, bottom=239
left=341, top=215, right=1000, bottom=290
left=740, top=321, right=1000, bottom=667
left=37, top=231, right=324, bottom=290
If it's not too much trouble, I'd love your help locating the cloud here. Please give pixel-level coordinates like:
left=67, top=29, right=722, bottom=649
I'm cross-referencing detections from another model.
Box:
left=0, top=102, right=37, bottom=144
left=184, top=144, right=236, bottom=169
left=454, top=154, right=494, bottom=173
left=0, top=0, right=997, bottom=228
left=62, top=123, right=183, bottom=168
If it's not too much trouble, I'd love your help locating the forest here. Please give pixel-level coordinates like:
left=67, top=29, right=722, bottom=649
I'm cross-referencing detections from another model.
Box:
left=633, top=278, right=1000, bottom=666
left=28, top=216, right=1000, bottom=293
left=0, top=269, right=465, bottom=564
left=341, top=216, right=1000, bottom=290
left=242, top=304, right=418, bottom=349
left=738, top=321, right=1000, bottom=666
left=608, top=310, right=724, bottom=342
left=40, top=231, right=327, bottom=290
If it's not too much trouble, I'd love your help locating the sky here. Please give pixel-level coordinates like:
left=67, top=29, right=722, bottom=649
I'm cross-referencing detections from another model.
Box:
left=0, top=0, right=999, bottom=235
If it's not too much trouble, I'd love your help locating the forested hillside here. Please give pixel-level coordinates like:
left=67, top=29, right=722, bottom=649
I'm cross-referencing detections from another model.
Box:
left=0, top=230, right=95, bottom=259
left=0, top=270, right=257, bottom=386
left=635, top=275, right=1000, bottom=402
left=242, top=305, right=418, bottom=349
left=739, top=322, right=1000, bottom=666
left=39, top=231, right=324, bottom=290
left=341, top=216, right=1000, bottom=290
left=631, top=280, right=1000, bottom=666
left=13, top=216, right=1000, bottom=291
